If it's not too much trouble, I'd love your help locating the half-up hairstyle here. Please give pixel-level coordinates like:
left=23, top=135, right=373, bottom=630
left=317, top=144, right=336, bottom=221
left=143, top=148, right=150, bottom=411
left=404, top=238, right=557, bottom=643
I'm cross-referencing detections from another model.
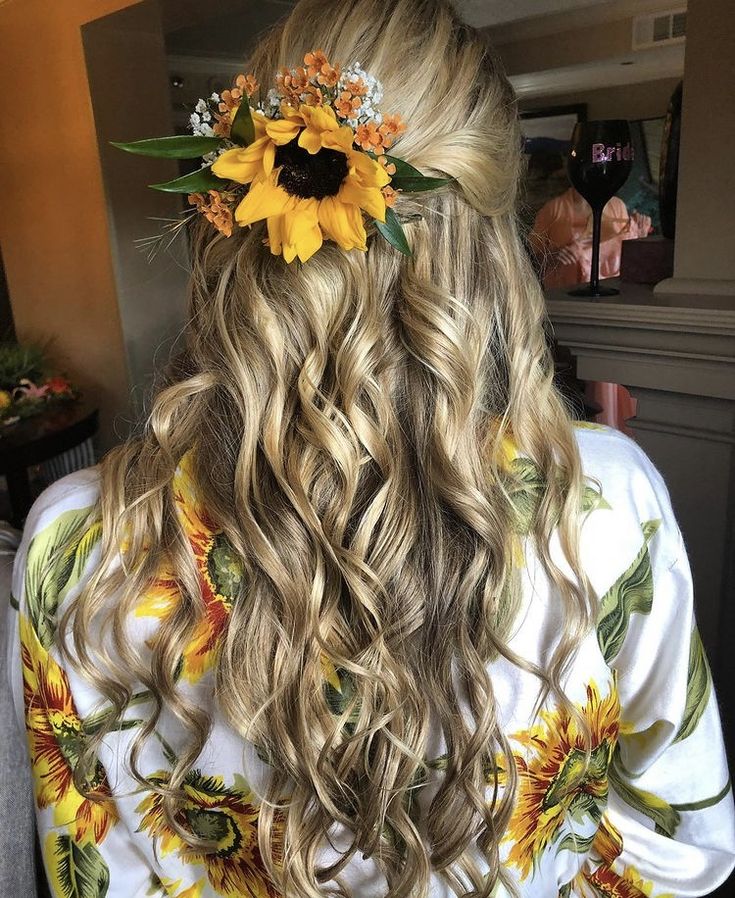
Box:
left=59, top=2, right=596, bottom=897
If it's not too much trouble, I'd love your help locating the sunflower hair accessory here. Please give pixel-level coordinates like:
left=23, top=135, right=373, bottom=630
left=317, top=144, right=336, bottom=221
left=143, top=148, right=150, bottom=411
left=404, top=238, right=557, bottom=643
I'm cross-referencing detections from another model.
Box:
left=112, top=52, right=452, bottom=263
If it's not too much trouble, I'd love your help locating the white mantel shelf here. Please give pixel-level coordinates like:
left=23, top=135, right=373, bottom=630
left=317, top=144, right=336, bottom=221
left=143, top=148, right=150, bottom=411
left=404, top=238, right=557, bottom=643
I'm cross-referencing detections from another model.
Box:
left=544, top=278, right=735, bottom=683
left=546, top=281, right=735, bottom=403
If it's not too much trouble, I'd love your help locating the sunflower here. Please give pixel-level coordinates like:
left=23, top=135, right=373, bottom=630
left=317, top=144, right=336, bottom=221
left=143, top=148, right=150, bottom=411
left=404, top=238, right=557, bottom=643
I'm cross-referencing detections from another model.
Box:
left=212, top=102, right=390, bottom=263
left=136, top=769, right=283, bottom=898
left=575, top=864, right=674, bottom=898
left=503, top=680, right=620, bottom=880
left=19, top=614, right=117, bottom=843
left=135, top=451, right=242, bottom=682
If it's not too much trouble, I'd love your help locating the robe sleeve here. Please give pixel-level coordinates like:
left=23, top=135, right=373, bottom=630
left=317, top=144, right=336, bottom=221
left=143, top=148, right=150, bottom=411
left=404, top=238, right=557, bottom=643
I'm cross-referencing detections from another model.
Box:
left=5, top=476, right=160, bottom=898
left=574, top=465, right=735, bottom=896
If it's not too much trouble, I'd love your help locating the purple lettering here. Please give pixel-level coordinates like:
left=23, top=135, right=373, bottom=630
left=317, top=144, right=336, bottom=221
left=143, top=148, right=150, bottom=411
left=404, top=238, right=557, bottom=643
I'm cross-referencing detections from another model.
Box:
left=592, top=143, right=606, bottom=163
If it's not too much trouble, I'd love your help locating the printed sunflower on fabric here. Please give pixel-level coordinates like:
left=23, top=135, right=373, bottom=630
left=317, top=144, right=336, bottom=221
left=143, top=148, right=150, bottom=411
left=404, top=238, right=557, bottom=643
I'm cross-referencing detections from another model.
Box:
left=113, top=52, right=452, bottom=263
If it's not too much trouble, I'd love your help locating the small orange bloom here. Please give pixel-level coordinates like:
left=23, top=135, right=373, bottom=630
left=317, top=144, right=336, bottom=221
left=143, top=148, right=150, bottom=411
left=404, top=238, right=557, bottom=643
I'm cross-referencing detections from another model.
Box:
left=335, top=91, right=362, bottom=119
left=188, top=191, right=235, bottom=237
left=345, top=77, right=368, bottom=97
left=277, top=65, right=309, bottom=100
left=378, top=113, right=407, bottom=149
left=304, top=49, right=328, bottom=77
left=218, top=89, right=242, bottom=114
left=381, top=186, right=399, bottom=208
left=236, top=73, right=259, bottom=98
left=301, top=84, right=324, bottom=106
left=212, top=110, right=232, bottom=138
left=377, top=154, right=397, bottom=176
left=355, top=121, right=385, bottom=152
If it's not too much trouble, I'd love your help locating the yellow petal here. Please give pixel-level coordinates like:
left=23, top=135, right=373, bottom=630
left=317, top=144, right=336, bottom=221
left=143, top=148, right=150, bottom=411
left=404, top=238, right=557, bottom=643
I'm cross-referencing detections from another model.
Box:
left=298, top=126, right=323, bottom=155
left=339, top=179, right=387, bottom=222
left=234, top=176, right=291, bottom=226
left=321, top=125, right=355, bottom=155
left=263, top=140, right=276, bottom=176
left=283, top=199, right=323, bottom=263
left=266, top=118, right=301, bottom=146
left=267, top=215, right=285, bottom=256
left=349, top=150, right=391, bottom=188
left=212, top=139, right=268, bottom=185
left=252, top=109, right=269, bottom=140
left=280, top=102, right=304, bottom=123
left=299, top=104, right=338, bottom=131
left=299, top=104, right=340, bottom=155
left=318, top=196, right=367, bottom=251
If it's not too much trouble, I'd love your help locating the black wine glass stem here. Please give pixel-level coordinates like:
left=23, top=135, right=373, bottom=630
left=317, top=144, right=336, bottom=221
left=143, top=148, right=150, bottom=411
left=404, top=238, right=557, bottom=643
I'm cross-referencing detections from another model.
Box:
left=590, top=205, right=603, bottom=294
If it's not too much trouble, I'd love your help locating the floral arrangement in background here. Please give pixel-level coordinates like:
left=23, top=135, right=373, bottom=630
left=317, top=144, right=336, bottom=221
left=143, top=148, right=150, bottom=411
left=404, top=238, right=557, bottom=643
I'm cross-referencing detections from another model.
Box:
left=113, top=51, right=452, bottom=263
left=0, top=343, right=76, bottom=427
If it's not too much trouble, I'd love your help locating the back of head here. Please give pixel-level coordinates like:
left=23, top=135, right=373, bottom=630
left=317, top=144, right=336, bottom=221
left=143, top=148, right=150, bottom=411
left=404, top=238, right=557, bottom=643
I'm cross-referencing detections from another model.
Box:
left=64, top=3, right=591, bottom=897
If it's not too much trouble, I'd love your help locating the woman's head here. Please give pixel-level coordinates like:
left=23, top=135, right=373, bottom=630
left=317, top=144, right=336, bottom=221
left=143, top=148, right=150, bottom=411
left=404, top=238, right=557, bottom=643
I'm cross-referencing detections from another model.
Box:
left=61, top=3, right=594, bottom=898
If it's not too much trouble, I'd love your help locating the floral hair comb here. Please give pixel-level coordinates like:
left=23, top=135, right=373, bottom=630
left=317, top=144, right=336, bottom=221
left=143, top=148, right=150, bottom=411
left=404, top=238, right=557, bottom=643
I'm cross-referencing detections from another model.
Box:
left=113, top=51, right=452, bottom=263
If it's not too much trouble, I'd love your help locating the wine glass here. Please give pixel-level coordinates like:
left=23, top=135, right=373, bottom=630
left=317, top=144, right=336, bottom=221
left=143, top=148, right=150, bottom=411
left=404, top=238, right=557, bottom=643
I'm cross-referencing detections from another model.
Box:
left=566, top=120, right=633, bottom=297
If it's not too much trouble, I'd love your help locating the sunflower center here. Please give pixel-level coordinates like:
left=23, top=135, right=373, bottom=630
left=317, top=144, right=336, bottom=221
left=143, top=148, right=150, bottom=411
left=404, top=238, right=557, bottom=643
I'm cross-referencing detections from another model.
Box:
left=275, top=142, right=348, bottom=200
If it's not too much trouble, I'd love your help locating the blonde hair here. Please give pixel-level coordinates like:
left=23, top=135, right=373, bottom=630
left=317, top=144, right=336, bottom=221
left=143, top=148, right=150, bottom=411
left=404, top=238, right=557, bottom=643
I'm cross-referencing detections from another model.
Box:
left=60, top=2, right=595, bottom=896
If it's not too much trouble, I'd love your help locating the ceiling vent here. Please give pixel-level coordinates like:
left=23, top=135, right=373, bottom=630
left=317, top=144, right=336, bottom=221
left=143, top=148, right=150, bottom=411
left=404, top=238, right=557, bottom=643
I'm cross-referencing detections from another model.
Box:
left=633, top=8, right=687, bottom=50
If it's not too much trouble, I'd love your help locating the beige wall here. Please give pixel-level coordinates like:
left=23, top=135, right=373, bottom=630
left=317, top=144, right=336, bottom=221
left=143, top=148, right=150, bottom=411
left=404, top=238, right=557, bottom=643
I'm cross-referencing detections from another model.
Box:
left=0, top=0, right=137, bottom=448
left=489, top=17, right=634, bottom=76
left=672, top=0, right=735, bottom=286
left=0, top=0, right=187, bottom=451
left=520, top=76, right=679, bottom=122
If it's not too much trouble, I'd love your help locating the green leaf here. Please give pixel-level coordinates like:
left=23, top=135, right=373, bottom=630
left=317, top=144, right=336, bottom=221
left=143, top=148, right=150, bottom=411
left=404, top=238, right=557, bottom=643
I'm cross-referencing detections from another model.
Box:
left=506, top=457, right=545, bottom=535
left=581, top=484, right=611, bottom=514
left=375, top=207, right=412, bottom=255
left=382, top=155, right=453, bottom=192
left=230, top=102, right=255, bottom=147
left=596, top=518, right=661, bottom=664
left=674, top=625, right=712, bottom=743
left=25, top=506, right=97, bottom=649
left=149, top=165, right=229, bottom=194
left=9, top=592, right=19, bottom=611
left=608, top=749, right=680, bottom=837
left=556, top=830, right=596, bottom=855
left=671, top=777, right=732, bottom=813
left=46, top=833, right=110, bottom=898
left=110, top=136, right=223, bottom=159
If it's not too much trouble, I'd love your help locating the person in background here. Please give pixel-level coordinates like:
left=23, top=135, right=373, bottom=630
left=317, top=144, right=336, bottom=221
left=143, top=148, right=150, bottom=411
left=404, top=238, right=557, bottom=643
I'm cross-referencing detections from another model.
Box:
left=531, top=185, right=652, bottom=433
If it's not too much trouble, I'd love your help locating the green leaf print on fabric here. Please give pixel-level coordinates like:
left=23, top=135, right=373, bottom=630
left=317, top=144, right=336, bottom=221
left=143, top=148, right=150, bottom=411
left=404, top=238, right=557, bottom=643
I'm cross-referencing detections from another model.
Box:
left=505, top=458, right=609, bottom=536
left=556, top=830, right=596, bottom=856
left=671, top=778, right=732, bottom=813
left=608, top=748, right=680, bottom=837
left=46, top=833, right=110, bottom=898
left=25, top=506, right=101, bottom=649
left=673, top=625, right=712, bottom=744
left=596, top=519, right=661, bottom=665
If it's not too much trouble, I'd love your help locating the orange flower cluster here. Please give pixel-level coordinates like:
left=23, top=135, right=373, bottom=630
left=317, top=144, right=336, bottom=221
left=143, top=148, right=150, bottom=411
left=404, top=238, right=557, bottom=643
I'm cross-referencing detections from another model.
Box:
left=304, top=49, right=340, bottom=87
left=211, top=74, right=260, bottom=138
left=219, top=73, right=259, bottom=112
left=355, top=113, right=407, bottom=152
left=278, top=65, right=324, bottom=106
left=188, top=190, right=235, bottom=237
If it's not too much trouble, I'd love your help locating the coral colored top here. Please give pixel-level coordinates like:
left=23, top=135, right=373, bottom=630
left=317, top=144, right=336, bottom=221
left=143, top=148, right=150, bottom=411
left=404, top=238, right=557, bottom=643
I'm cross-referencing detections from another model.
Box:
left=7, top=425, right=735, bottom=898
left=531, top=188, right=643, bottom=289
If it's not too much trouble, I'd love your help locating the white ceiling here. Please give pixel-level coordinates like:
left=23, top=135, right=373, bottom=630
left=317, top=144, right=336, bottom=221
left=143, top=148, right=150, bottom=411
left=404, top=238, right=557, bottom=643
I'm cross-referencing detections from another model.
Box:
left=453, top=0, right=613, bottom=28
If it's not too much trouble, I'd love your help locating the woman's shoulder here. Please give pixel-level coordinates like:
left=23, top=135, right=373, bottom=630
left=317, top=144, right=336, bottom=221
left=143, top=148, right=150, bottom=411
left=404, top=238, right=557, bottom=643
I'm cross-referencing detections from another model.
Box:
left=13, top=466, right=102, bottom=594
left=571, top=421, right=681, bottom=567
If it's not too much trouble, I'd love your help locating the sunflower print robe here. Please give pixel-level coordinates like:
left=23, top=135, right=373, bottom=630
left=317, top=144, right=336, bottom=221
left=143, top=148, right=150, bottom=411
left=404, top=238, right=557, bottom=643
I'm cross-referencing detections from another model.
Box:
left=6, top=424, right=735, bottom=898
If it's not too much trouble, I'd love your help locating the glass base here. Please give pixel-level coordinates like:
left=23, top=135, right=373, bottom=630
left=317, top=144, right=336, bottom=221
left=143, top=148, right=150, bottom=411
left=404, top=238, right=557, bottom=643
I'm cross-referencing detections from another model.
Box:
left=568, top=283, right=620, bottom=298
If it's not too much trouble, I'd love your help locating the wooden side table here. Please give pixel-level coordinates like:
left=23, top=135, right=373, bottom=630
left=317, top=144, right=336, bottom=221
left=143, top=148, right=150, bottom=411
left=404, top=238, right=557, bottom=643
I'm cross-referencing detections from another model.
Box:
left=0, top=402, right=99, bottom=528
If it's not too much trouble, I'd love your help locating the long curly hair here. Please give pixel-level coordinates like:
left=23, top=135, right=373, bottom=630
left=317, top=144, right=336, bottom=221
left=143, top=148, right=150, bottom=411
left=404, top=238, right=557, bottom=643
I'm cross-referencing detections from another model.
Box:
left=60, top=2, right=595, bottom=897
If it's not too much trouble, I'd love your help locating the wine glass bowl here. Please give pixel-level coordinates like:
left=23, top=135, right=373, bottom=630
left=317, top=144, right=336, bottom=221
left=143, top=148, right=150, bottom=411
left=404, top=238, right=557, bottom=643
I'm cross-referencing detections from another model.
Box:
left=566, top=120, right=633, bottom=297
